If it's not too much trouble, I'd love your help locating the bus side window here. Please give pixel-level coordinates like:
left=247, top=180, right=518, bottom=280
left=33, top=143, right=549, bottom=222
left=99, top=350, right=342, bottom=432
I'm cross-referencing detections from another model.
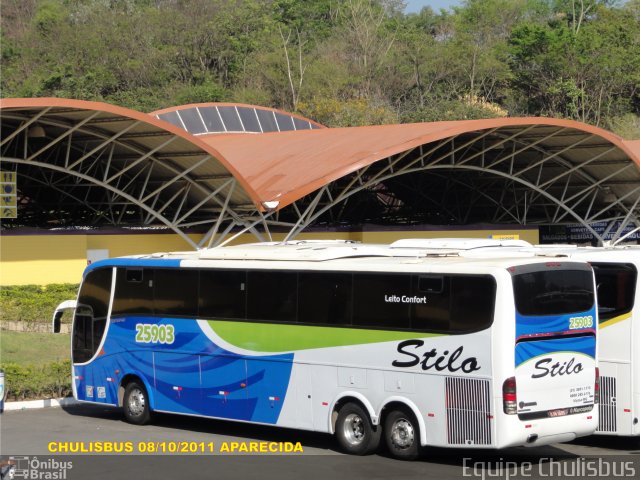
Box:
left=112, top=268, right=154, bottom=316
left=199, top=270, right=247, bottom=320
left=154, top=268, right=198, bottom=317
left=593, top=263, right=637, bottom=322
left=449, top=276, right=496, bottom=332
left=352, top=274, right=411, bottom=329
left=411, top=275, right=496, bottom=333
left=412, top=275, right=450, bottom=331
left=418, top=275, right=443, bottom=293
left=298, top=272, right=352, bottom=325
left=247, top=270, right=297, bottom=322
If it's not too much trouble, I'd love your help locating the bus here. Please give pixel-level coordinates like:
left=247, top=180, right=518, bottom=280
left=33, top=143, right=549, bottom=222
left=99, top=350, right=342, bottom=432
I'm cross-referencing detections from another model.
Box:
left=522, top=244, right=639, bottom=437
left=52, top=239, right=599, bottom=459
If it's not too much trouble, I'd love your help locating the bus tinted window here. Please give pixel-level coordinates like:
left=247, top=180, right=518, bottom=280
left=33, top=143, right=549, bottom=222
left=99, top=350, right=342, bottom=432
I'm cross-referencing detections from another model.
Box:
left=112, top=268, right=154, bottom=315
left=592, top=263, right=637, bottom=322
left=298, top=272, right=352, bottom=325
left=450, top=276, right=496, bottom=331
left=154, top=269, right=198, bottom=317
left=412, top=275, right=449, bottom=331
left=107, top=266, right=495, bottom=334
left=513, top=269, right=594, bottom=316
left=247, top=271, right=297, bottom=322
left=199, top=270, right=246, bottom=319
left=418, top=275, right=443, bottom=293
left=73, top=267, right=112, bottom=363
left=353, top=274, right=411, bottom=329
left=412, top=275, right=495, bottom=332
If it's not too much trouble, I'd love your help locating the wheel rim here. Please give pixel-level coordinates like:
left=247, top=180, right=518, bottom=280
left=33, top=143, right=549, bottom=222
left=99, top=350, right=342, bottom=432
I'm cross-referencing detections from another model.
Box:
left=390, top=418, right=415, bottom=450
left=342, top=413, right=366, bottom=446
left=128, top=387, right=146, bottom=417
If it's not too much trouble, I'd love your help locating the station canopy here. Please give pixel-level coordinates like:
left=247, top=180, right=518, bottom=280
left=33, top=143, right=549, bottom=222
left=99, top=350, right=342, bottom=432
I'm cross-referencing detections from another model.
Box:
left=1, top=97, right=639, bottom=248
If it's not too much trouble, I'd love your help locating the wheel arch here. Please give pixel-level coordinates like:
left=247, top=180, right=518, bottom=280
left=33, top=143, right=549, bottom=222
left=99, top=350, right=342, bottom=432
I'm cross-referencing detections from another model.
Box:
left=329, top=392, right=378, bottom=434
left=379, top=397, right=428, bottom=446
left=118, top=372, right=155, bottom=410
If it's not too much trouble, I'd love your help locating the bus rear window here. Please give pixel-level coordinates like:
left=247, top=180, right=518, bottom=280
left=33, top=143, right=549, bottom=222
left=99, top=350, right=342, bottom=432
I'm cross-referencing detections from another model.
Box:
left=592, top=263, right=637, bottom=322
left=513, top=269, right=594, bottom=316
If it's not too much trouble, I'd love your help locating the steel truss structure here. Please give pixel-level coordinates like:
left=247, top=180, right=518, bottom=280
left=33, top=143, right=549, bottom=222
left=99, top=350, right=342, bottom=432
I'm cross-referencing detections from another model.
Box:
left=1, top=100, right=639, bottom=248
left=0, top=103, right=279, bottom=249
left=275, top=124, right=640, bottom=246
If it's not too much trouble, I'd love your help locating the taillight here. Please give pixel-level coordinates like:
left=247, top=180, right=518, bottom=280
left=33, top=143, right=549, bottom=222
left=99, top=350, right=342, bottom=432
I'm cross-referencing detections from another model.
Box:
left=503, top=376, right=517, bottom=415
left=594, top=367, right=600, bottom=404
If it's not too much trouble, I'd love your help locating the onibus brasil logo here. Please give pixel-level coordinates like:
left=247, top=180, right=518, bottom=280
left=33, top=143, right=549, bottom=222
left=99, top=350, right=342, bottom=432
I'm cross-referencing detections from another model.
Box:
left=3, top=457, right=72, bottom=480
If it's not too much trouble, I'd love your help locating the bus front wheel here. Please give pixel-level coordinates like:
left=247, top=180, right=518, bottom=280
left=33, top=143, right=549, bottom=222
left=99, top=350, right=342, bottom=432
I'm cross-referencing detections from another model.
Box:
left=334, top=402, right=381, bottom=455
left=123, top=380, right=151, bottom=425
left=383, top=408, right=420, bottom=460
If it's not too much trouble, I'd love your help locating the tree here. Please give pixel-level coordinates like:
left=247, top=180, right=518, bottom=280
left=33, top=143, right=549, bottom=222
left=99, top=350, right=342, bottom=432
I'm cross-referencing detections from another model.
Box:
left=0, top=0, right=636, bottom=128
left=508, top=1, right=639, bottom=124
left=335, top=0, right=400, bottom=98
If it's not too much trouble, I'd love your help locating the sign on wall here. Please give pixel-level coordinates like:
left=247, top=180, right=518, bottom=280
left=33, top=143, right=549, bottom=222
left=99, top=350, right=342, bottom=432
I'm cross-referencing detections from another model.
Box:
left=540, top=222, right=640, bottom=243
left=0, top=171, right=17, bottom=219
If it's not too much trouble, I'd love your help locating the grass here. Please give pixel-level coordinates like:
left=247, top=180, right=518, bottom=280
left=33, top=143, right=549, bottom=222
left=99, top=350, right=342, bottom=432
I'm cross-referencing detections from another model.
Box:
left=0, top=331, right=73, bottom=401
left=0, top=330, right=70, bottom=365
left=0, top=291, right=76, bottom=400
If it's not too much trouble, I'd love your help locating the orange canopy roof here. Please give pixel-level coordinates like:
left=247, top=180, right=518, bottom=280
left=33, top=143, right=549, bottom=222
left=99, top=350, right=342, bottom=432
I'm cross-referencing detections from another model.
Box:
left=3, top=98, right=638, bottom=214
left=199, top=117, right=640, bottom=209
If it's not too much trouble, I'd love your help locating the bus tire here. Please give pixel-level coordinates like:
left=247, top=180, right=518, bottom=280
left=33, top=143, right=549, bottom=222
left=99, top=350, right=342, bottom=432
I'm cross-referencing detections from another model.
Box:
left=123, top=380, right=151, bottom=425
left=383, top=407, right=420, bottom=460
left=334, top=402, right=381, bottom=455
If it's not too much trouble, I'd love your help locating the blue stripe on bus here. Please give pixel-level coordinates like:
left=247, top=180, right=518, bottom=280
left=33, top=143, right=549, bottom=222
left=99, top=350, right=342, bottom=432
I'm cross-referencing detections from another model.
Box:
left=515, top=308, right=596, bottom=338
left=73, top=316, right=294, bottom=424
left=515, top=335, right=596, bottom=366
left=84, top=258, right=182, bottom=275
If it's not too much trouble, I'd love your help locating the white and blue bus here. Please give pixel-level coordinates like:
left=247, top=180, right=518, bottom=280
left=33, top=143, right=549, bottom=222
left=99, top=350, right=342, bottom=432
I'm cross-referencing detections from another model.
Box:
left=521, top=244, right=639, bottom=437
left=53, top=239, right=599, bottom=459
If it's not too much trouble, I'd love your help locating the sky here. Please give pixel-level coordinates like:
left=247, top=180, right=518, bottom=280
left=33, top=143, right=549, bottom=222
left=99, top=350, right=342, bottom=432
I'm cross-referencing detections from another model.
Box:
left=404, top=0, right=462, bottom=14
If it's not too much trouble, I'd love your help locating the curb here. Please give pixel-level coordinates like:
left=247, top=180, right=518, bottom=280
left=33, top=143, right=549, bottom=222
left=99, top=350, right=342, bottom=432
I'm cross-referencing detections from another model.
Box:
left=3, top=397, right=80, bottom=411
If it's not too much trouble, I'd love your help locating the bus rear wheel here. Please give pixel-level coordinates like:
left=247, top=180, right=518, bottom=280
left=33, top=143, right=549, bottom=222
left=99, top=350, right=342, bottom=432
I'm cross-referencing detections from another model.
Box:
left=123, top=380, right=151, bottom=425
left=334, top=403, right=381, bottom=455
left=384, top=408, right=420, bottom=460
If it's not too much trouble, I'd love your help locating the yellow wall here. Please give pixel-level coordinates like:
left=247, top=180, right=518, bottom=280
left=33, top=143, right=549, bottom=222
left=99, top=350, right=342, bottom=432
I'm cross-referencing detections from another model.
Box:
left=359, top=228, right=539, bottom=244
left=0, top=233, right=203, bottom=286
left=0, top=227, right=538, bottom=286
left=0, top=234, right=88, bottom=286
left=86, top=233, right=204, bottom=258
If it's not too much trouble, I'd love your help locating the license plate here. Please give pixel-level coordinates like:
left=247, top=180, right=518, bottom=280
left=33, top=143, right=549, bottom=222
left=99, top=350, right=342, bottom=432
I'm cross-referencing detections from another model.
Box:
left=548, top=409, right=568, bottom=417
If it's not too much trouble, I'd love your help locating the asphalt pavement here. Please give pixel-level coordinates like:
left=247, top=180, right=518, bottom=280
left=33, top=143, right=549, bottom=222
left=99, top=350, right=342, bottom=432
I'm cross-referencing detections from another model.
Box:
left=1, top=404, right=639, bottom=480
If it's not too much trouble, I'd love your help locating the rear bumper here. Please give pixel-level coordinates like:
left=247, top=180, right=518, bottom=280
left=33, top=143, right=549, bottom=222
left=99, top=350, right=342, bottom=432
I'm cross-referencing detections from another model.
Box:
left=495, top=408, right=598, bottom=448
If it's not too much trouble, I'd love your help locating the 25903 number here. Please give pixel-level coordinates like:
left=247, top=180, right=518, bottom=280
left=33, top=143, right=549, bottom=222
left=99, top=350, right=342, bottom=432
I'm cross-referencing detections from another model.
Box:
left=569, top=315, right=593, bottom=329
left=135, top=324, right=175, bottom=344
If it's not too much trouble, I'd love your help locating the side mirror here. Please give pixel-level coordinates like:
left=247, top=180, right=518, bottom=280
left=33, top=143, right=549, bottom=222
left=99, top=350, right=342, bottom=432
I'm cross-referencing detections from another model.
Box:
left=52, top=299, right=77, bottom=333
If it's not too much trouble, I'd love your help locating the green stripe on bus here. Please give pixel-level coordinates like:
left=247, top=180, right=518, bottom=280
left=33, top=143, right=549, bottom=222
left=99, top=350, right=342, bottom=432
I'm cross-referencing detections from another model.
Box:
left=206, top=320, right=443, bottom=352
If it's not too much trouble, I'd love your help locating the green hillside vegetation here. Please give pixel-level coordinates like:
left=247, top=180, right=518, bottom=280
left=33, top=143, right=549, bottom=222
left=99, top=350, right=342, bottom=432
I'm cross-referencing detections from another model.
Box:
left=0, top=284, right=78, bottom=323
left=1, top=0, right=638, bottom=137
